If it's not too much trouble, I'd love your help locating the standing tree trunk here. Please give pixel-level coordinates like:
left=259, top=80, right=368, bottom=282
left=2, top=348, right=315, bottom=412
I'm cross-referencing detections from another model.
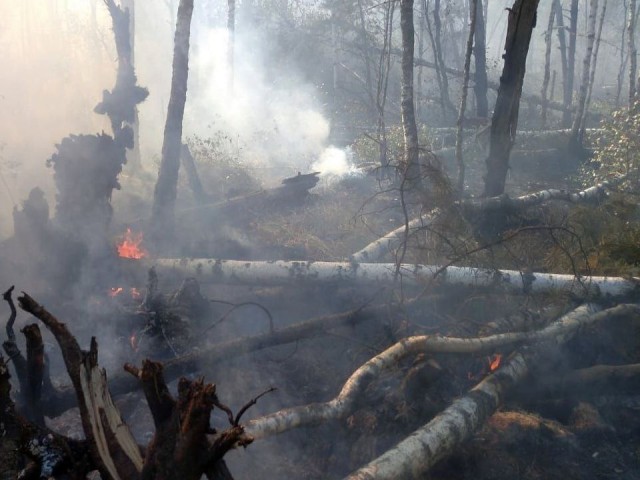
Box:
left=473, top=0, right=489, bottom=118
left=540, top=3, right=556, bottom=129
left=570, top=0, right=598, bottom=149
left=400, top=0, right=422, bottom=187
left=580, top=0, right=607, bottom=134
left=430, top=0, right=455, bottom=122
left=150, top=0, right=194, bottom=246
left=563, top=0, right=579, bottom=127
left=228, top=0, right=235, bottom=90
left=455, top=0, right=477, bottom=193
left=629, top=0, right=637, bottom=105
left=375, top=0, right=395, bottom=176
left=121, top=0, right=142, bottom=170
left=483, top=0, right=540, bottom=197
left=553, top=0, right=569, bottom=125
left=615, top=2, right=628, bottom=107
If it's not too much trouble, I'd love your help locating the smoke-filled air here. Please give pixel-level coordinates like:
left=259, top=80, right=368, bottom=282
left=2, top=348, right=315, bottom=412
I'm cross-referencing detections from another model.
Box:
left=1, top=1, right=640, bottom=479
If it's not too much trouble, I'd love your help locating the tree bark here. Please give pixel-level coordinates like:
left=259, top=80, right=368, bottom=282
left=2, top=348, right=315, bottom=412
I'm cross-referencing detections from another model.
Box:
left=564, top=0, right=579, bottom=126
left=580, top=0, right=607, bottom=135
left=400, top=0, right=422, bottom=187
left=455, top=0, right=477, bottom=193
left=553, top=0, right=569, bottom=124
left=569, top=0, right=598, bottom=149
left=150, top=0, right=194, bottom=245
left=473, top=0, right=489, bottom=118
left=541, top=3, right=556, bottom=129
left=483, top=0, right=540, bottom=197
left=152, top=258, right=639, bottom=298
left=629, top=0, right=638, bottom=104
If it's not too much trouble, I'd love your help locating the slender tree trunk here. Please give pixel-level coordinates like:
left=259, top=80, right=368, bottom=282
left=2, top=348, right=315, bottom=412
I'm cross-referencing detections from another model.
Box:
left=564, top=0, right=579, bottom=127
left=357, top=0, right=376, bottom=118
left=483, top=0, right=540, bottom=197
left=541, top=3, right=556, bottom=129
left=121, top=0, right=141, bottom=170
left=570, top=0, right=598, bottom=148
left=629, top=0, right=637, bottom=105
left=376, top=1, right=395, bottom=175
left=400, top=0, right=421, bottom=186
left=473, top=0, right=489, bottom=117
left=423, top=1, right=447, bottom=119
left=456, top=0, right=477, bottom=193
left=580, top=0, right=607, bottom=134
left=432, top=0, right=455, bottom=121
left=228, top=0, right=235, bottom=90
left=553, top=0, right=570, bottom=126
left=150, top=0, right=194, bottom=244
left=615, top=2, right=628, bottom=107
left=416, top=1, right=426, bottom=121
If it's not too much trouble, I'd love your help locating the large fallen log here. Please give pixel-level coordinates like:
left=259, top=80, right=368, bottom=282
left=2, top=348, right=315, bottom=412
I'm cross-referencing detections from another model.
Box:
left=341, top=304, right=640, bottom=479
left=246, top=304, right=640, bottom=440
left=351, top=178, right=616, bottom=263
left=152, top=258, right=639, bottom=298
left=32, top=303, right=390, bottom=416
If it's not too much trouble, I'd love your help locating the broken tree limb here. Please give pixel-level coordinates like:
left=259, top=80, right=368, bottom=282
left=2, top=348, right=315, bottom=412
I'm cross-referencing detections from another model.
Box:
left=352, top=178, right=616, bottom=262
left=152, top=258, right=640, bottom=298
left=342, top=304, right=639, bottom=479
left=122, top=359, right=251, bottom=479
left=351, top=208, right=439, bottom=263
left=343, top=352, right=529, bottom=479
left=246, top=303, right=633, bottom=440
left=17, top=292, right=144, bottom=479
left=30, top=302, right=387, bottom=420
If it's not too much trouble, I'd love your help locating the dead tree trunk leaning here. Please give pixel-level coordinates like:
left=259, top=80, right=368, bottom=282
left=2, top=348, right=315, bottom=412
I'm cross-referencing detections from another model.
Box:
left=629, top=0, right=638, bottom=105
left=483, top=0, right=540, bottom=197
left=150, top=0, right=194, bottom=247
left=541, top=3, right=556, bottom=129
left=400, top=0, right=422, bottom=189
left=455, top=0, right=477, bottom=193
left=569, top=0, right=598, bottom=150
left=473, top=0, right=489, bottom=118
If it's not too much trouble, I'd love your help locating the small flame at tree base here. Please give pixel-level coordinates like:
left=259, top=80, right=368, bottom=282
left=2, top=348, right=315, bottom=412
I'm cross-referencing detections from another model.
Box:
left=117, top=228, right=147, bottom=259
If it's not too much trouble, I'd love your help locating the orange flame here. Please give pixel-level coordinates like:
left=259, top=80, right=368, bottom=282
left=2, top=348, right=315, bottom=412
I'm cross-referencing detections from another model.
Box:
left=489, top=354, right=502, bottom=372
left=117, top=228, right=147, bottom=259
left=109, top=287, right=124, bottom=298
left=130, top=287, right=142, bottom=299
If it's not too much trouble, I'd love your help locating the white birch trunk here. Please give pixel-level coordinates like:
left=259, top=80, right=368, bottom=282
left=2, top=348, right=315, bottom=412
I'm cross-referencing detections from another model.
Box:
left=153, top=258, right=638, bottom=298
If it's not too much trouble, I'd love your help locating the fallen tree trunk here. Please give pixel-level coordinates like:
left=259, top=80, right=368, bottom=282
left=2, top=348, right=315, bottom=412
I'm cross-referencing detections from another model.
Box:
left=34, top=303, right=390, bottom=416
left=246, top=304, right=640, bottom=440
left=352, top=177, right=615, bottom=263
left=342, top=304, right=638, bottom=479
left=152, top=258, right=639, bottom=298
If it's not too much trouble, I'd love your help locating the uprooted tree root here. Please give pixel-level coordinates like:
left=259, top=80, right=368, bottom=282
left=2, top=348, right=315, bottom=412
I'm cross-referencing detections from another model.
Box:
left=1, top=292, right=265, bottom=480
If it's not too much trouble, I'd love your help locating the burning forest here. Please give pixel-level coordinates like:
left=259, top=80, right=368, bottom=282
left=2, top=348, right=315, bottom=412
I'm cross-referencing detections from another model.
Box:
left=3, top=0, right=640, bottom=479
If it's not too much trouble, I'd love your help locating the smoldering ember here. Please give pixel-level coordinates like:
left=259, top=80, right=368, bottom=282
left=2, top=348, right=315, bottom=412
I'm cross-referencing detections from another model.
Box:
left=3, top=0, right=640, bottom=479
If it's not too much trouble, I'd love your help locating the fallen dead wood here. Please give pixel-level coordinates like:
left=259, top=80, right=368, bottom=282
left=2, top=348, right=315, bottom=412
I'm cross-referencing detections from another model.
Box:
left=36, top=303, right=388, bottom=416
left=351, top=178, right=616, bottom=263
left=341, top=304, right=640, bottom=479
left=245, top=304, right=638, bottom=440
left=152, top=258, right=640, bottom=298
left=17, top=292, right=254, bottom=479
